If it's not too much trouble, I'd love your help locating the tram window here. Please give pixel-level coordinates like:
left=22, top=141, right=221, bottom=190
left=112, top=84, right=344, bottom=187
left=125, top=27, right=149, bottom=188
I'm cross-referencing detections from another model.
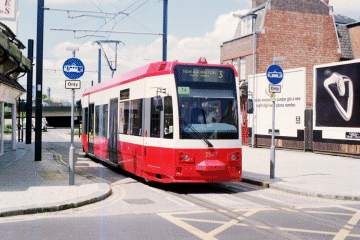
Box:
left=164, top=96, right=173, bottom=139
left=130, top=99, right=143, bottom=136
left=95, top=105, right=100, bottom=136
left=120, top=89, right=130, bottom=100
left=150, top=97, right=161, bottom=138
left=119, top=101, right=130, bottom=134
left=103, top=104, right=108, bottom=138
left=83, top=108, right=88, bottom=134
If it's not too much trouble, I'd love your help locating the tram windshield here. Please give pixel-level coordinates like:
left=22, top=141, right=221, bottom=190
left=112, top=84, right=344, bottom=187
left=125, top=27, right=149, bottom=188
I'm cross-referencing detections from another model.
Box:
left=174, top=65, right=239, bottom=140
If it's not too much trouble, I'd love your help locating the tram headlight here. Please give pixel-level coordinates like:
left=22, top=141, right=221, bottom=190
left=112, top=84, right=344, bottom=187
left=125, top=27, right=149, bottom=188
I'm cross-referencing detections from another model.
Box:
left=179, top=152, right=194, bottom=163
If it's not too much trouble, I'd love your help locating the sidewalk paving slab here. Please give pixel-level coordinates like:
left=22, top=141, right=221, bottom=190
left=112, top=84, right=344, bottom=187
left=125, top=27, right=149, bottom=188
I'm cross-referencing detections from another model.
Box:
left=241, top=146, right=360, bottom=201
left=0, top=141, right=111, bottom=217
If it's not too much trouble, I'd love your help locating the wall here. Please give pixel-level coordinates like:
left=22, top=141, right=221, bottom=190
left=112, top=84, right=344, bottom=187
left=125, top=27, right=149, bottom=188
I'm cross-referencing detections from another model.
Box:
left=349, top=25, right=360, bottom=59
left=248, top=68, right=306, bottom=142
left=256, top=9, right=340, bottom=108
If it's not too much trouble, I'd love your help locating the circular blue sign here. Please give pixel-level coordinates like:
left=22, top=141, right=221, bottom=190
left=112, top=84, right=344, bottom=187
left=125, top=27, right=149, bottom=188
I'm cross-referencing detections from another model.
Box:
left=63, top=58, right=85, bottom=80
left=266, top=64, right=284, bottom=85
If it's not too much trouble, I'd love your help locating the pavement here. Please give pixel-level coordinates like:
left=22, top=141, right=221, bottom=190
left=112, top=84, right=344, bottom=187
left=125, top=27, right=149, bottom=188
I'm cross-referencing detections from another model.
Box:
left=0, top=136, right=111, bottom=217
left=242, top=146, right=360, bottom=201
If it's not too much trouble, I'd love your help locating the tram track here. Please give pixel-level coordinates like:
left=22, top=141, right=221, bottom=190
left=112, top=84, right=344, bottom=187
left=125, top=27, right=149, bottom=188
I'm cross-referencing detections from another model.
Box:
left=157, top=183, right=305, bottom=240
left=153, top=182, right=357, bottom=240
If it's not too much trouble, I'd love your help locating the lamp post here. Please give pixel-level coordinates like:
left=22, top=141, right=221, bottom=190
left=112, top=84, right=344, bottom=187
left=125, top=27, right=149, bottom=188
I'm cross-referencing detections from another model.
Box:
left=250, top=13, right=257, bottom=148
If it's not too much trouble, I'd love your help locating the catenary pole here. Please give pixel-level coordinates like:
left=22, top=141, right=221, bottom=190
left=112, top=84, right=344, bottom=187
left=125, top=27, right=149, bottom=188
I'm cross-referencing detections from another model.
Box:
left=162, top=0, right=168, bottom=61
left=98, top=48, right=101, bottom=83
left=26, top=39, right=34, bottom=144
left=35, top=0, right=44, bottom=161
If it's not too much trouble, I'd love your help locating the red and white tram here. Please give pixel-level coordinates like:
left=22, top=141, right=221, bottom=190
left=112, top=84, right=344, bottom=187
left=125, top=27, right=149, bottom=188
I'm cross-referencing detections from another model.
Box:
left=81, top=59, right=242, bottom=183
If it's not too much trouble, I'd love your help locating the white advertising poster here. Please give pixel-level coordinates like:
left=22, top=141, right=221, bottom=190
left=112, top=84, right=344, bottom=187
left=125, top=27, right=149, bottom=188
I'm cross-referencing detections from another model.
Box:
left=314, top=59, right=360, bottom=141
left=0, top=0, right=17, bottom=20
left=248, top=68, right=306, bottom=138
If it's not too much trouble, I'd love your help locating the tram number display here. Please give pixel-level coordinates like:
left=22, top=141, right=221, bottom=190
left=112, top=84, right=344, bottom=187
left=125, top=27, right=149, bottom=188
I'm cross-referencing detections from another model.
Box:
left=174, top=65, right=234, bottom=83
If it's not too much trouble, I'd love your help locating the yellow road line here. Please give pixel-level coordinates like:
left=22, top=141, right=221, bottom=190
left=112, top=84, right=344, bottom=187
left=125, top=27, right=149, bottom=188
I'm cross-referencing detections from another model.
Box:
left=305, top=210, right=353, bottom=216
left=208, top=219, right=238, bottom=236
left=178, top=217, right=226, bottom=224
left=158, top=213, right=218, bottom=240
left=333, top=211, right=360, bottom=240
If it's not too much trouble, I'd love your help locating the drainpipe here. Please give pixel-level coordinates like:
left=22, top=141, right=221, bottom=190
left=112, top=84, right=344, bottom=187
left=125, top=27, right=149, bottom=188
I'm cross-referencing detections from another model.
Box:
left=329, top=5, right=342, bottom=54
left=250, top=13, right=258, bottom=148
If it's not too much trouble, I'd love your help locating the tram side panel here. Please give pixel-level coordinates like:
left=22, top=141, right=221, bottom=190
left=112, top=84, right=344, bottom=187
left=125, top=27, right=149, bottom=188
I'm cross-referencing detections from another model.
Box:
left=141, top=75, right=176, bottom=182
left=117, top=79, right=146, bottom=176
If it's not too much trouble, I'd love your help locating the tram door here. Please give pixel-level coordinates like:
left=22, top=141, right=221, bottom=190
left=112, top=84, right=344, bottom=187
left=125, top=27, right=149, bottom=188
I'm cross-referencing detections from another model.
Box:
left=88, top=104, right=95, bottom=154
left=108, top=98, right=118, bottom=164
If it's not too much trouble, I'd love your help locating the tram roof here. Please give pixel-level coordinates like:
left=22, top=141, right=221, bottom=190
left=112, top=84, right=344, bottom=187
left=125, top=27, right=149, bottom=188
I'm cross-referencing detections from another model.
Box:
left=82, top=61, right=237, bottom=97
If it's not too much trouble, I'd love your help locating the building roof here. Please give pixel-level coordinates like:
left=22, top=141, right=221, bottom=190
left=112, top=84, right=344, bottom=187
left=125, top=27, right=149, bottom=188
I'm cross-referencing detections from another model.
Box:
left=334, top=15, right=357, bottom=60
left=336, top=24, right=354, bottom=59
left=0, top=22, right=31, bottom=93
left=0, top=73, right=25, bottom=92
left=334, top=15, right=357, bottom=25
left=347, top=21, right=360, bottom=28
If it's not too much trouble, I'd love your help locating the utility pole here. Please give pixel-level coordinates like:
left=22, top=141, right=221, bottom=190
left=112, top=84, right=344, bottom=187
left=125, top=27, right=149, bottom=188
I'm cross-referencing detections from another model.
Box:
left=26, top=39, right=34, bottom=145
left=35, top=0, right=44, bottom=161
left=162, top=0, right=168, bottom=61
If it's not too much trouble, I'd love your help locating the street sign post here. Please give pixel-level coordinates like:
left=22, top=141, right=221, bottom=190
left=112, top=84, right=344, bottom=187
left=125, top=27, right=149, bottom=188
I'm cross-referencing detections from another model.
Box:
left=63, top=54, right=84, bottom=186
left=266, top=64, right=284, bottom=179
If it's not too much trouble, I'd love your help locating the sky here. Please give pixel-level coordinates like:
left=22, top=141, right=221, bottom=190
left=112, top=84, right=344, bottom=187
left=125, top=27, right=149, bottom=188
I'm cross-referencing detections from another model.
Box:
left=9, top=0, right=360, bottom=102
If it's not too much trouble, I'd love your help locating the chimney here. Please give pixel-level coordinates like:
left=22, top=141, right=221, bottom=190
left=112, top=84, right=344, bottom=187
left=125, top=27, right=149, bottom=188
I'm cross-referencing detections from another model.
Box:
left=252, top=0, right=267, bottom=8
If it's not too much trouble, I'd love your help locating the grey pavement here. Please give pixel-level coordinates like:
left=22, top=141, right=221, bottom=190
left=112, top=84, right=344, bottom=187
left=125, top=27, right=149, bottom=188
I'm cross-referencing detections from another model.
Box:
left=242, top=146, right=360, bottom=200
left=0, top=134, right=111, bottom=217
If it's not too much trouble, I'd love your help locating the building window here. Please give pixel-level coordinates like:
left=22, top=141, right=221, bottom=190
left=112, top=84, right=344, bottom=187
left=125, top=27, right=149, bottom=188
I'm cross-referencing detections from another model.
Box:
left=130, top=99, right=143, bottom=136
left=240, top=16, right=253, bottom=36
left=240, top=58, right=246, bottom=81
left=164, top=96, right=173, bottom=139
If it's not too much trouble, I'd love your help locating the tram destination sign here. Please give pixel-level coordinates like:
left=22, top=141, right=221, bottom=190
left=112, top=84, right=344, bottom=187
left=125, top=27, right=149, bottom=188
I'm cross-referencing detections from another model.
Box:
left=65, top=80, right=81, bottom=89
left=175, top=65, right=234, bottom=84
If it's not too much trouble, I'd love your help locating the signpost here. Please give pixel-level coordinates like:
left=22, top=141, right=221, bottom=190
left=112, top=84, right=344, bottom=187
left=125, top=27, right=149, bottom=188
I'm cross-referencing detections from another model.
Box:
left=63, top=55, right=84, bottom=185
left=266, top=64, right=284, bottom=179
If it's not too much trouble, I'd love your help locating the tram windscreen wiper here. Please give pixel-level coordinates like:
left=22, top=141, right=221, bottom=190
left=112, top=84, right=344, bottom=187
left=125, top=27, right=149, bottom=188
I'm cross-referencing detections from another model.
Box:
left=187, top=124, right=213, bottom=148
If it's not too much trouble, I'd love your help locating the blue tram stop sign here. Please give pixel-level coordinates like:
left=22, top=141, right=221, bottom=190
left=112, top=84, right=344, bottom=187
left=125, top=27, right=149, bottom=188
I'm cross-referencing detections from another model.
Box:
left=266, top=64, right=284, bottom=85
left=63, top=58, right=85, bottom=80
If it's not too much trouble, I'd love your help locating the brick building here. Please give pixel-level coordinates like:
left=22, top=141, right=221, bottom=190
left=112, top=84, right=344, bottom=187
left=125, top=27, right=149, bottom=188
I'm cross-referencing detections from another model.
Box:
left=221, top=0, right=360, bottom=154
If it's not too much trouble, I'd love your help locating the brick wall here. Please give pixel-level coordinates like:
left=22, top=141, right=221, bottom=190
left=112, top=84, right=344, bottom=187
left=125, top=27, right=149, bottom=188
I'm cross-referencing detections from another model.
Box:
left=221, top=36, right=254, bottom=62
left=256, top=9, right=340, bottom=108
left=349, top=25, right=360, bottom=59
